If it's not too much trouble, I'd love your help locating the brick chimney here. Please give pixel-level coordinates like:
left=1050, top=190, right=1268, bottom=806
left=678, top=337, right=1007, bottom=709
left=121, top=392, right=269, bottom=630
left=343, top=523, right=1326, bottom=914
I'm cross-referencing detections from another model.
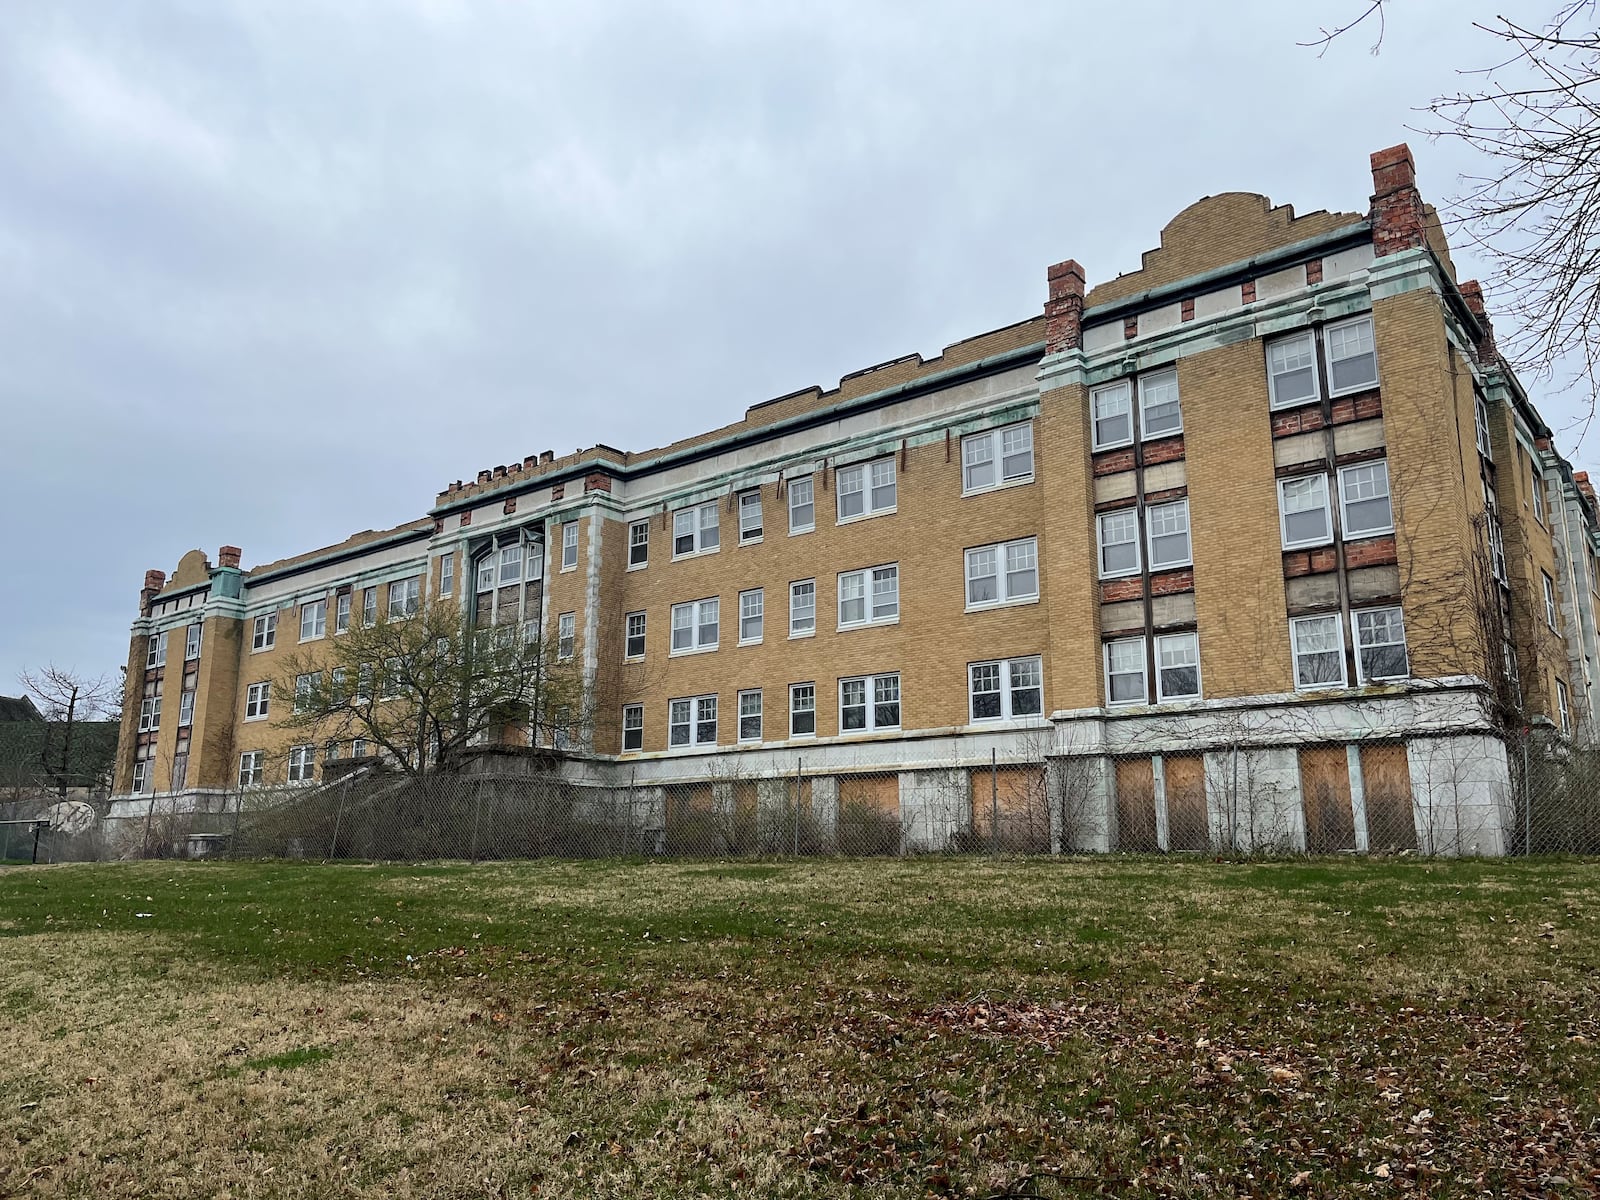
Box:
left=140, top=569, right=166, bottom=615
left=1458, top=280, right=1499, bottom=363
left=217, top=545, right=242, bottom=569
left=1044, top=259, right=1086, bottom=355
left=1370, top=143, right=1426, bottom=257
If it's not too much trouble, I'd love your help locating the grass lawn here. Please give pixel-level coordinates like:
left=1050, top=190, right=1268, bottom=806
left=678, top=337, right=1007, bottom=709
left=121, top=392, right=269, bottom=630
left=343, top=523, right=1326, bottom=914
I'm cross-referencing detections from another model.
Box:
left=1, top=857, right=1597, bottom=1198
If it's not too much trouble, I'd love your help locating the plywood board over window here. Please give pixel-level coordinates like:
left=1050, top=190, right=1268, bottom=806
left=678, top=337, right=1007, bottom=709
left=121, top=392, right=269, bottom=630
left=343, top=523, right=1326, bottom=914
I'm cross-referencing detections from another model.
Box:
left=1164, top=755, right=1210, bottom=852
left=1299, top=745, right=1357, bottom=853
left=1115, top=758, right=1159, bottom=852
left=837, top=773, right=901, bottom=855
left=969, top=765, right=1049, bottom=853
left=1360, top=742, right=1418, bottom=851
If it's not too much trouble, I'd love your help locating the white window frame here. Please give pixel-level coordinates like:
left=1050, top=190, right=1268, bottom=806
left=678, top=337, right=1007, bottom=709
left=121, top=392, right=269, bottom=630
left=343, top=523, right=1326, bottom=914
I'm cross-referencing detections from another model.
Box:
left=294, top=671, right=320, bottom=714
left=1266, top=329, right=1320, bottom=410
left=836, top=458, right=897, bottom=522
left=287, top=744, right=316, bottom=783
left=668, top=694, right=718, bottom=749
left=1557, top=678, right=1572, bottom=734
left=1352, top=606, right=1410, bottom=683
left=1154, top=631, right=1202, bottom=702
left=131, top=759, right=149, bottom=794
left=788, top=475, right=816, bottom=534
left=1532, top=465, right=1547, bottom=525
left=439, top=552, right=454, bottom=596
left=1097, top=509, right=1141, bottom=579
left=839, top=672, right=901, bottom=734
left=562, top=522, right=579, bottom=570
left=558, top=612, right=576, bottom=661
left=178, top=687, right=195, bottom=727
left=1091, top=380, right=1133, bottom=451
left=1104, top=637, right=1146, bottom=707
left=1145, top=499, right=1192, bottom=570
left=965, top=537, right=1039, bottom=610
left=738, top=588, right=764, bottom=645
left=300, top=598, right=326, bottom=642
left=252, top=613, right=276, bottom=652
left=789, top=683, right=816, bottom=737
left=185, top=624, right=202, bottom=662
left=138, top=691, right=162, bottom=733
left=245, top=681, right=270, bottom=721
left=738, top=490, right=763, bottom=543
left=624, top=611, right=646, bottom=661
left=670, top=597, right=719, bottom=655
left=962, top=421, right=1035, bottom=494
left=1543, top=572, right=1559, bottom=630
left=238, top=751, right=264, bottom=788
left=672, top=502, right=720, bottom=559
left=335, top=593, right=351, bottom=634
left=1324, top=314, right=1379, bottom=397
left=1474, top=394, right=1493, bottom=461
left=968, top=655, right=1044, bottom=722
left=628, top=520, right=649, bottom=569
left=738, top=689, right=763, bottom=742
left=1289, top=614, right=1347, bottom=691
left=1137, top=367, right=1182, bottom=440
left=362, top=587, right=377, bottom=627
left=389, top=576, right=420, bottom=619
left=837, top=564, right=899, bottom=629
left=1278, top=474, right=1334, bottom=550
left=622, top=704, right=644, bottom=751
left=789, top=579, right=816, bottom=638
left=1338, top=460, right=1394, bottom=539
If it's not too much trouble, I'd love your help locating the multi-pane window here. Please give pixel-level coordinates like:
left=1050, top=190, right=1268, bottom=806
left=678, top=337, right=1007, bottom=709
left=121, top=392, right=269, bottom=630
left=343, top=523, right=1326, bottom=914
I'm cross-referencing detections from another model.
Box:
left=739, top=490, right=763, bottom=542
left=969, top=656, right=1044, bottom=721
left=670, top=598, right=719, bottom=653
left=363, top=587, right=377, bottom=627
left=1107, top=637, right=1149, bottom=707
left=1475, top=394, right=1493, bottom=460
left=739, top=589, right=764, bottom=644
left=294, top=672, right=321, bottom=713
left=131, top=757, right=149, bottom=795
left=1138, top=368, right=1182, bottom=438
left=287, top=745, right=316, bottom=783
left=837, top=458, right=896, bottom=520
left=138, top=681, right=162, bottom=732
left=1091, top=380, right=1133, bottom=450
left=558, top=612, right=576, bottom=661
left=351, top=737, right=369, bottom=759
left=252, top=613, right=276, bottom=651
left=962, top=421, right=1035, bottom=492
left=1353, top=607, right=1409, bottom=682
left=147, top=630, right=168, bottom=668
left=389, top=576, right=420, bottom=618
left=1279, top=475, right=1332, bottom=549
left=1266, top=330, right=1318, bottom=409
left=439, top=552, right=454, bottom=596
left=499, top=544, right=523, bottom=585
left=1488, top=509, right=1509, bottom=584
left=1543, top=571, right=1559, bottom=629
left=1325, top=315, right=1379, bottom=394
left=622, top=704, right=644, bottom=751
left=381, top=657, right=402, bottom=700
left=1146, top=499, right=1191, bottom=569
left=1290, top=614, right=1346, bottom=690
left=625, top=611, right=646, bottom=660
left=178, top=687, right=195, bottom=727
left=1338, top=461, right=1393, bottom=537
left=245, top=681, right=270, bottom=720
left=629, top=520, right=650, bottom=567
left=1532, top=464, right=1546, bottom=524
left=790, top=684, right=816, bottom=736
left=668, top=695, right=718, bottom=748
left=1098, top=509, right=1140, bottom=578
left=563, top=522, right=579, bottom=570
left=673, top=502, right=720, bottom=557
left=329, top=667, right=347, bottom=704
left=790, top=580, right=816, bottom=636
left=1155, top=632, right=1201, bottom=701
left=738, top=690, right=763, bottom=741
left=789, top=476, right=815, bottom=534
left=185, top=623, right=202, bottom=661
left=965, top=537, right=1039, bottom=608
left=1557, top=679, right=1572, bottom=734
left=838, top=565, right=898, bottom=628
left=238, top=751, right=264, bottom=787
left=840, top=673, right=900, bottom=732
left=335, top=593, right=351, bottom=634
left=300, top=598, right=326, bottom=641
left=354, top=664, right=373, bottom=706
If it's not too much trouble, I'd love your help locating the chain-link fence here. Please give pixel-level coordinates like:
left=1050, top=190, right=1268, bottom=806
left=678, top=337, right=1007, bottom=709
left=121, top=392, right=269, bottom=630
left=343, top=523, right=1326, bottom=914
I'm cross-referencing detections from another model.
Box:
left=74, top=731, right=1600, bottom=862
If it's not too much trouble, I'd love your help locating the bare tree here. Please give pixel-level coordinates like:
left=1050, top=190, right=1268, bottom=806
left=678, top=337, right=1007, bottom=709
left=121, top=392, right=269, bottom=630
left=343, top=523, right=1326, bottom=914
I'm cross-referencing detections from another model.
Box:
left=17, top=665, right=118, bottom=798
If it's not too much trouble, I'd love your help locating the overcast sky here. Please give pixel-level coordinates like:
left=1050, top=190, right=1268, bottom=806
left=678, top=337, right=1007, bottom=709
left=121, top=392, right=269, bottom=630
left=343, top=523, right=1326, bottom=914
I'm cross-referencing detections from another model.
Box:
left=0, top=0, right=1581, bottom=699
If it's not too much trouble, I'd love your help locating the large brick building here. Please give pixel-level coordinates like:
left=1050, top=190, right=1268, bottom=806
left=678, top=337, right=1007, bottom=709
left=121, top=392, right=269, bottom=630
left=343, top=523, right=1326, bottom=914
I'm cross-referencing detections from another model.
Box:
left=111, top=144, right=1600, bottom=854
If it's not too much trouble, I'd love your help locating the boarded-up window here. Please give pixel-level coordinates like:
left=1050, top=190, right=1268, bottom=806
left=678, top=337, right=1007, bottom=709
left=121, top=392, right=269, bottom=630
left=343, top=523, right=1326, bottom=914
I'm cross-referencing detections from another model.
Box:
left=1115, top=758, right=1159, bottom=851
left=1300, top=746, right=1357, bottom=853
left=664, top=782, right=716, bottom=856
left=837, top=774, right=900, bottom=856
left=1164, top=755, right=1210, bottom=852
left=1360, top=742, right=1418, bottom=851
left=969, top=765, right=1050, bottom=852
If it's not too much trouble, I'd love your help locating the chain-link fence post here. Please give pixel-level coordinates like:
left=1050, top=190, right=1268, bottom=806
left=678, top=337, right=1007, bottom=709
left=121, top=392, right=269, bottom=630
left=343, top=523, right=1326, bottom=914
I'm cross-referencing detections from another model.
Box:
left=327, top=777, right=349, bottom=860
left=794, top=758, right=803, bottom=857
left=990, top=748, right=999, bottom=858
left=231, top=785, right=244, bottom=859
left=469, top=781, right=483, bottom=863
left=1522, top=734, right=1532, bottom=856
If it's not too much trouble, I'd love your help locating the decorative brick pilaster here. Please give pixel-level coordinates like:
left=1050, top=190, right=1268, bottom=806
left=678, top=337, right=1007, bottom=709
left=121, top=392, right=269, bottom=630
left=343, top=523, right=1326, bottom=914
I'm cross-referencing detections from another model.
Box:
left=1458, top=279, right=1499, bottom=363
left=1369, top=143, right=1427, bottom=257
left=1240, top=280, right=1257, bottom=305
left=1305, top=258, right=1324, bottom=285
left=584, top=472, right=613, bottom=494
left=1044, top=259, right=1086, bottom=355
